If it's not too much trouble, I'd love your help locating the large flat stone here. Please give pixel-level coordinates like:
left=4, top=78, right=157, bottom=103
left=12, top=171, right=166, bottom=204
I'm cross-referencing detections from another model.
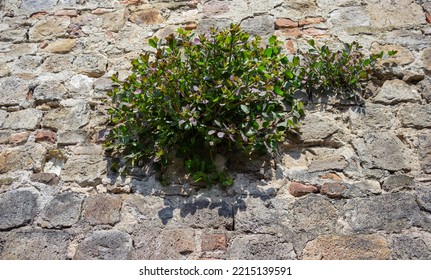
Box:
left=134, top=228, right=195, bottom=259
left=42, top=101, right=90, bottom=132
left=33, top=82, right=68, bottom=103
left=373, top=79, right=421, bottom=105
left=0, top=189, right=39, bottom=230
left=0, top=229, right=70, bottom=260
left=348, top=104, right=396, bottom=131
left=82, top=194, right=122, bottom=226
left=352, top=132, right=412, bottom=171
left=399, top=104, right=431, bottom=129
left=20, top=0, right=57, bottom=13
left=61, top=155, right=106, bottom=186
left=227, top=234, right=296, bottom=260
left=29, top=17, right=71, bottom=41
left=42, top=192, right=83, bottom=228
left=0, top=77, right=30, bottom=106
left=344, top=193, right=423, bottom=233
left=73, top=54, right=107, bottom=78
left=390, top=233, right=431, bottom=259
left=419, top=133, right=431, bottom=174
left=303, top=234, right=390, bottom=260
left=74, top=230, right=133, bottom=260
left=366, top=0, right=425, bottom=28
left=0, top=144, right=46, bottom=173
left=3, top=109, right=42, bottom=130
left=299, top=113, right=340, bottom=144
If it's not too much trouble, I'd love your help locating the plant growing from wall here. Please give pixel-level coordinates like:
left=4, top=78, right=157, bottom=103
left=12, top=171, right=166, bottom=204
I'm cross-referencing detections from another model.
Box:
left=104, top=24, right=392, bottom=186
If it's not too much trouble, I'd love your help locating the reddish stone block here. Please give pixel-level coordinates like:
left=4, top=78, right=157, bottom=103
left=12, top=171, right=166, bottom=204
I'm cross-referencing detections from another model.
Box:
left=281, top=28, right=302, bottom=37
left=289, top=182, right=318, bottom=197
left=9, top=132, right=30, bottom=145
left=82, top=194, right=122, bottom=226
left=201, top=233, right=227, bottom=251
left=184, top=22, right=198, bottom=30
left=303, top=28, right=327, bottom=37
left=299, top=17, right=326, bottom=26
left=275, top=18, right=298, bottom=29
left=285, top=39, right=295, bottom=54
left=426, top=12, right=431, bottom=24
left=35, top=130, right=57, bottom=143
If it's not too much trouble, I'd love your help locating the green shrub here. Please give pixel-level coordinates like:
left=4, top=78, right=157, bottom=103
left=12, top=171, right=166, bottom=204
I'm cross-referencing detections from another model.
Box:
left=105, top=24, right=391, bottom=186
left=105, top=24, right=304, bottom=186
left=299, top=39, right=396, bottom=99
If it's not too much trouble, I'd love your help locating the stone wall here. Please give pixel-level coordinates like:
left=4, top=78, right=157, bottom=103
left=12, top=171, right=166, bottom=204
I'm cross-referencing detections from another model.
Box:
left=1, top=0, right=431, bottom=260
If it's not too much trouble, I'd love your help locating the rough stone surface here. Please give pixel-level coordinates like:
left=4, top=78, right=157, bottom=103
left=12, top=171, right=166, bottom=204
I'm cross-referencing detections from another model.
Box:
left=42, top=101, right=90, bottom=131
left=289, top=182, right=318, bottom=197
left=201, top=233, right=227, bottom=252
left=345, top=193, right=423, bottom=233
left=134, top=228, right=195, bottom=259
left=74, top=230, right=133, bottom=260
left=0, top=144, right=46, bottom=173
left=390, top=234, right=431, bottom=260
left=303, top=235, right=390, bottom=260
left=82, top=194, right=122, bottom=225
left=308, top=156, right=348, bottom=172
left=42, top=192, right=83, bottom=228
left=227, top=235, right=296, bottom=260
left=373, top=79, right=421, bottom=105
left=352, top=132, right=411, bottom=171
left=0, top=189, right=39, bottom=230
left=398, top=104, right=431, bottom=128
left=3, top=109, right=42, bottom=130
left=1, top=0, right=431, bottom=261
left=0, top=229, right=70, bottom=260
left=383, top=175, right=414, bottom=192
left=419, top=133, right=431, bottom=174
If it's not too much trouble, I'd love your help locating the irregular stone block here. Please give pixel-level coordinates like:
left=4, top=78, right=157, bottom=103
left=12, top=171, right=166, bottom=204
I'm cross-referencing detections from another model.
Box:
left=241, top=15, right=274, bottom=36
left=134, top=228, right=195, bottom=259
left=383, top=175, right=414, bottom=192
left=0, top=229, right=70, bottom=260
left=30, top=172, right=59, bottom=185
left=419, top=133, right=431, bottom=173
left=352, top=132, right=411, bottom=171
left=348, top=104, right=396, bottom=131
left=344, top=193, right=423, bottom=233
left=423, top=48, right=431, bottom=72
left=366, top=0, right=425, bottom=28
left=35, top=130, right=57, bottom=143
left=234, top=196, right=282, bottom=234
left=68, top=74, right=94, bottom=95
left=299, top=113, right=340, bottom=144
left=227, top=235, right=296, bottom=260
left=73, top=54, right=107, bottom=78
left=373, top=79, right=421, bottom=105
left=351, top=180, right=382, bottom=195
left=42, top=192, right=83, bottom=228
left=308, top=155, right=348, bottom=172
left=416, top=186, right=431, bottom=213
left=320, top=183, right=347, bottom=199
left=42, top=55, right=74, bottom=73
left=289, top=182, right=318, bottom=197
left=44, top=39, right=76, bottom=53
left=290, top=195, right=339, bottom=235
left=371, top=43, right=415, bottom=66
left=3, top=109, right=42, bottom=130
left=29, top=17, right=71, bottom=41
left=303, top=234, right=390, bottom=260
left=42, top=101, right=90, bottom=131
left=0, top=189, right=39, bottom=230
left=0, top=110, right=7, bottom=128
left=57, top=130, right=87, bottom=145
left=0, top=143, right=46, bottom=173
left=82, top=194, right=122, bottom=225
left=201, top=233, right=227, bottom=252
left=399, top=104, right=431, bottom=128
left=390, top=234, right=431, bottom=259
left=61, top=155, right=106, bottom=186
left=9, top=132, right=30, bottom=145
left=33, top=81, right=68, bottom=103
left=74, top=230, right=133, bottom=260
left=329, top=7, right=370, bottom=30
left=20, top=0, right=57, bottom=13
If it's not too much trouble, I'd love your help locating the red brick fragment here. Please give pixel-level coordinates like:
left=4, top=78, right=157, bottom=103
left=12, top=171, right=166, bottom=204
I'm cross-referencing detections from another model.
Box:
left=289, top=182, right=318, bottom=197
left=299, top=17, right=326, bottom=26
left=275, top=18, right=298, bottom=29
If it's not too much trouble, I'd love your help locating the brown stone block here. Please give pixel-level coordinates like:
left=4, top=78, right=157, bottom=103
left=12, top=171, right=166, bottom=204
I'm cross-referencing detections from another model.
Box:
left=201, top=233, right=227, bottom=251
left=82, top=194, right=122, bottom=226
left=289, top=182, right=318, bottom=197
left=275, top=18, right=298, bottom=29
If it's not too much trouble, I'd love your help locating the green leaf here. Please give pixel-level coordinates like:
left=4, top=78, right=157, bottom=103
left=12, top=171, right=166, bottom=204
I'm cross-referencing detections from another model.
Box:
left=148, top=38, right=158, bottom=49
left=240, top=104, right=250, bottom=114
